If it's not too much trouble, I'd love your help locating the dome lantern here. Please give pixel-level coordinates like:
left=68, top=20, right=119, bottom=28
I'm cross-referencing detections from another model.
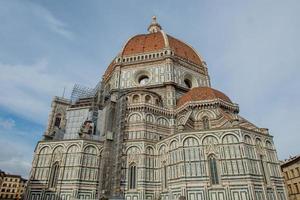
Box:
left=147, top=16, right=162, bottom=33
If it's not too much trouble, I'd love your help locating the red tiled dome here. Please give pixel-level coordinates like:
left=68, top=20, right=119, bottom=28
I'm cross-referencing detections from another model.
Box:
left=177, top=87, right=232, bottom=107
left=121, top=31, right=202, bottom=66
left=122, top=32, right=165, bottom=56
left=103, top=17, right=204, bottom=82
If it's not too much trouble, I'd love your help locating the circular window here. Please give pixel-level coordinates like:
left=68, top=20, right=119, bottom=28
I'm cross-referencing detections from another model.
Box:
left=184, top=79, right=192, bottom=88
left=138, top=75, right=149, bottom=85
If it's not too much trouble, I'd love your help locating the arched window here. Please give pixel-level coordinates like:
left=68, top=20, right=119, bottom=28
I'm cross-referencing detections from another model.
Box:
left=54, top=114, right=61, bottom=128
left=146, top=114, right=154, bottom=123
left=183, top=137, right=201, bottom=177
left=48, top=162, right=60, bottom=188
left=208, top=155, right=219, bottom=185
left=158, top=117, right=169, bottom=127
left=81, top=146, right=98, bottom=181
left=129, top=163, right=137, bottom=189
left=65, top=145, right=79, bottom=180
left=128, top=113, right=142, bottom=123
left=202, top=136, right=218, bottom=145
left=132, top=95, right=139, bottom=103
left=162, top=161, right=168, bottom=189
left=202, top=116, right=209, bottom=130
left=145, top=95, right=151, bottom=103
left=146, top=147, right=154, bottom=181
left=259, top=155, right=268, bottom=184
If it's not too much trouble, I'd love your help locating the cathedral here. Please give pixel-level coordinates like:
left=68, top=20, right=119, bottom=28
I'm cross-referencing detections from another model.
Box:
left=26, top=17, right=287, bottom=200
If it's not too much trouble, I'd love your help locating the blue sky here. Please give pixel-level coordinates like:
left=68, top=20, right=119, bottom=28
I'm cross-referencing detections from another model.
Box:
left=0, top=0, right=299, bottom=178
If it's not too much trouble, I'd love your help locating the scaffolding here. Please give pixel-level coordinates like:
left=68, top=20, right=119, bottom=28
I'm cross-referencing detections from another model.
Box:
left=70, top=80, right=102, bottom=103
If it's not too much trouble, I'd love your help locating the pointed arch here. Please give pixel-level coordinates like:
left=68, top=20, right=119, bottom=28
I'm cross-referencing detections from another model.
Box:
left=244, top=135, right=252, bottom=144
left=52, top=145, right=64, bottom=154
left=126, top=146, right=141, bottom=155
left=169, top=140, right=178, bottom=150
left=202, top=135, right=218, bottom=145
left=145, top=113, right=155, bottom=123
left=195, top=110, right=216, bottom=121
left=222, top=134, right=239, bottom=144
left=183, top=137, right=199, bottom=147
left=146, top=146, right=155, bottom=155
left=128, top=112, right=142, bottom=123
left=39, top=146, right=51, bottom=155
left=158, top=144, right=167, bottom=155
left=255, top=137, right=262, bottom=146
left=157, top=117, right=169, bottom=127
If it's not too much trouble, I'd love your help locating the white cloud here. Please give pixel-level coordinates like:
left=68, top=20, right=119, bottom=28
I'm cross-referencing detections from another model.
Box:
left=0, top=60, right=75, bottom=124
left=0, top=118, right=15, bottom=129
left=30, top=3, right=74, bottom=40
left=0, top=138, right=33, bottom=178
left=0, top=1, right=74, bottom=40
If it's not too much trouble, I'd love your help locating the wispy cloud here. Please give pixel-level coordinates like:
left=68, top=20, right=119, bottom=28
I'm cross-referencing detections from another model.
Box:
left=0, top=137, right=34, bottom=178
left=30, top=3, right=74, bottom=40
left=0, top=60, right=74, bottom=124
left=0, top=118, right=15, bottom=130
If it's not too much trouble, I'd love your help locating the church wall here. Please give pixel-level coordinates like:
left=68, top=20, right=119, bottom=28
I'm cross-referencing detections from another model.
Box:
left=26, top=140, right=103, bottom=200
left=123, top=128, right=287, bottom=200
left=25, top=19, right=288, bottom=200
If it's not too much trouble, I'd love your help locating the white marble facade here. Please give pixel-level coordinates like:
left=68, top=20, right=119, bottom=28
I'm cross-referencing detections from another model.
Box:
left=26, top=18, right=287, bottom=200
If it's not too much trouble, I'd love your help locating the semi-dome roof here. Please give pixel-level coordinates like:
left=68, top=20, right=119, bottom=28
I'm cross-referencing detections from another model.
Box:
left=177, top=87, right=232, bottom=107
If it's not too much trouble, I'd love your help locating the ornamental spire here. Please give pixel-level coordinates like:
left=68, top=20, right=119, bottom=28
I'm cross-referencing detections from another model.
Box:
left=148, top=16, right=162, bottom=33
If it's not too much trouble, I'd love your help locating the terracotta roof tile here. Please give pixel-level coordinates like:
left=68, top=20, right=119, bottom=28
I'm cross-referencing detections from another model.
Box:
left=103, top=60, right=116, bottom=81
left=167, top=35, right=202, bottom=65
left=122, top=31, right=202, bottom=65
left=122, top=32, right=165, bottom=56
left=177, top=87, right=232, bottom=107
left=104, top=31, right=204, bottom=81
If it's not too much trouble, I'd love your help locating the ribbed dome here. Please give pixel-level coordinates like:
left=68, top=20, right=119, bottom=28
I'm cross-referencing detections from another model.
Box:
left=177, top=87, right=232, bottom=107
left=121, top=31, right=202, bottom=66
left=103, top=17, right=204, bottom=82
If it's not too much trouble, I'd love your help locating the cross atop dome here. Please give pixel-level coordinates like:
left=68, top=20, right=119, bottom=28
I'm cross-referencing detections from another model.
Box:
left=148, top=16, right=162, bottom=33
